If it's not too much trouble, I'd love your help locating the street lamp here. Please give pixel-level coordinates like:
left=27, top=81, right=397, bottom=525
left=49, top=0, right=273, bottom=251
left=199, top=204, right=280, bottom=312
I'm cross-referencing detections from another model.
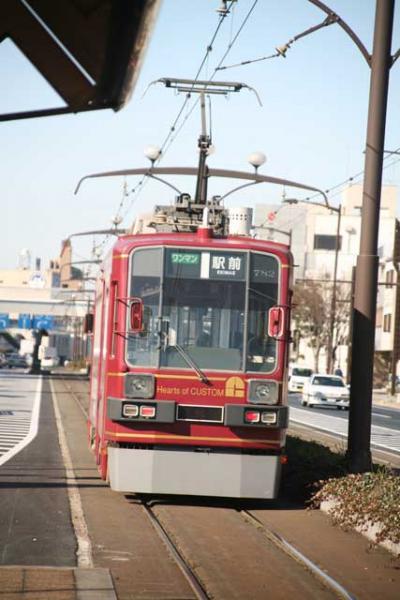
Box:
left=282, top=195, right=341, bottom=374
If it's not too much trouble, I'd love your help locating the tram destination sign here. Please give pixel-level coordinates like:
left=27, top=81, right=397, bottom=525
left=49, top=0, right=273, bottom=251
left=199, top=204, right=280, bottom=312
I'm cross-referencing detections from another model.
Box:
left=208, top=252, right=246, bottom=280
left=166, top=249, right=246, bottom=281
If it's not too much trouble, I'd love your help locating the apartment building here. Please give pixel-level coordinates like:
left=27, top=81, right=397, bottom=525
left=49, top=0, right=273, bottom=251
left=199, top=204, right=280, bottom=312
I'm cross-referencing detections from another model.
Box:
left=254, top=184, right=399, bottom=376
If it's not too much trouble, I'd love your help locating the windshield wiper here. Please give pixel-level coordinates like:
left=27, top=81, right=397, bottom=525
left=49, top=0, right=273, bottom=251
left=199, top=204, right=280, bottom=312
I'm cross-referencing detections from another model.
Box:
left=173, top=343, right=209, bottom=385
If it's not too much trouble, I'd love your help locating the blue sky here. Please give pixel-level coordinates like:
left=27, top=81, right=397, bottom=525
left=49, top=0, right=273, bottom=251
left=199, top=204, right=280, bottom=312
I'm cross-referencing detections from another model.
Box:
left=1, top=0, right=399, bottom=270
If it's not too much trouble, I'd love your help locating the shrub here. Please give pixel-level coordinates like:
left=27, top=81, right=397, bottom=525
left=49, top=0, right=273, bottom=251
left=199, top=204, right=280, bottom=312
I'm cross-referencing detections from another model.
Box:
left=310, top=469, right=400, bottom=547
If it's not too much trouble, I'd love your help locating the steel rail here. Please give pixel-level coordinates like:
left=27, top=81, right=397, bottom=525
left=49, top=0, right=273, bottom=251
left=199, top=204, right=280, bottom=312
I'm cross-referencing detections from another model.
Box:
left=142, top=503, right=209, bottom=600
left=241, top=510, right=355, bottom=600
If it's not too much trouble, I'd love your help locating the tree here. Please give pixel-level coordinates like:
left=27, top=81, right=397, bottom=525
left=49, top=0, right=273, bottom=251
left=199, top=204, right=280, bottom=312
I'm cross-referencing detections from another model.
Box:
left=292, top=281, right=328, bottom=372
left=292, top=281, right=350, bottom=373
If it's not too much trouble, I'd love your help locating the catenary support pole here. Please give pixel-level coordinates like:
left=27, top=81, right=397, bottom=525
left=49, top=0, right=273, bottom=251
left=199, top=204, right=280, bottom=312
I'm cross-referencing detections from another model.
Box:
left=348, top=0, right=394, bottom=472
left=327, top=207, right=341, bottom=373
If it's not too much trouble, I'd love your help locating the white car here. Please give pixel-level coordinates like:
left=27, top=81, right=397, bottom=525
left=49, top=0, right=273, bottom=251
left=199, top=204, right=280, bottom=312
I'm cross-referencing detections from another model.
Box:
left=302, top=374, right=349, bottom=410
left=288, top=366, right=313, bottom=393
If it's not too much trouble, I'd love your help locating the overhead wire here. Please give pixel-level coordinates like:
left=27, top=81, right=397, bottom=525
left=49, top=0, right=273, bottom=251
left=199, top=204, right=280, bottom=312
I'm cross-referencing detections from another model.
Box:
left=216, top=14, right=337, bottom=71
left=154, top=0, right=260, bottom=165
left=120, top=0, right=260, bottom=223
left=203, top=9, right=400, bottom=208
left=94, top=178, right=129, bottom=253
left=98, top=0, right=400, bottom=252
left=115, top=1, right=237, bottom=224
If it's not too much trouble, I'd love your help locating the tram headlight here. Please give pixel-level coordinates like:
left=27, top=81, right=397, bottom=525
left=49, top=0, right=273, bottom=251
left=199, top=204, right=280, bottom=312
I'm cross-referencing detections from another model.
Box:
left=248, top=380, right=278, bottom=405
left=124, top=373, right=155, bottom=399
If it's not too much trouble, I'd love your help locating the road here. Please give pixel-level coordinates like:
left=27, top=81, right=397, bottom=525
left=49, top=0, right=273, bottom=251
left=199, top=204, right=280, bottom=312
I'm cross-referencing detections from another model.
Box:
left=288, top=392, right=400, bottom=455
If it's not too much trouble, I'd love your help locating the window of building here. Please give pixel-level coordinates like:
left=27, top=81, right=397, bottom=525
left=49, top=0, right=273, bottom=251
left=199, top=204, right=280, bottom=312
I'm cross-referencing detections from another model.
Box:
left=313, top=235, right=342, bottom=251
left=383, top=314, right=392, bottom=332
left=385, top=270, right=395, bottom=288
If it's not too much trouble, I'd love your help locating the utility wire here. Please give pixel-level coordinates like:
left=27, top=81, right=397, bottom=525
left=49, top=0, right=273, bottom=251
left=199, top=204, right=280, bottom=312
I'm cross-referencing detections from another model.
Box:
left=302, top=145, right=400, bottom=205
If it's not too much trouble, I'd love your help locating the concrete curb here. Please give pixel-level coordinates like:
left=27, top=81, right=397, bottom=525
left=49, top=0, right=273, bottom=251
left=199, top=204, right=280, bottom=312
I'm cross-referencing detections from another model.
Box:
left=320, top=500, right=400, bottom=557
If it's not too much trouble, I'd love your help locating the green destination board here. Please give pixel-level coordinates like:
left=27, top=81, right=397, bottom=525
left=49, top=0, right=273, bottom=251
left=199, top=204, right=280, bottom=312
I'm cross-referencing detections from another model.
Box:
left=171, top=253, right=200, bottom=265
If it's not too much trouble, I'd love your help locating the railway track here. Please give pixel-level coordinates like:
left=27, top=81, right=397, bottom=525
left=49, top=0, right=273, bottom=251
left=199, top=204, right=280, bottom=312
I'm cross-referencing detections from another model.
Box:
left=59, top=376, right=354, bottom=600
left=240, top=510, right=354, bottom=600
left=138, top=496, right=354, bottom=600
left=142, top=501, right=209, bottom=600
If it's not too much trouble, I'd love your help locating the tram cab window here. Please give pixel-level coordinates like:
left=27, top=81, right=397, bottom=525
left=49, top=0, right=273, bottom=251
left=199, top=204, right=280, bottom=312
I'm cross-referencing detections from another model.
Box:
left=246, top=253, right=279, bottom=373
left=127, top=248, right=161, bottom=367
left=160, top=250, right=246, bottom=371
left=126, top=247, right=279, bottom=373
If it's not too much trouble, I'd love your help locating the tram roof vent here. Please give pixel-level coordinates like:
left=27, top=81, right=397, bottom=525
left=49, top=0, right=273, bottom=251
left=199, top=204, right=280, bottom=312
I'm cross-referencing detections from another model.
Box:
left=228, top=207, right=253, bottom=236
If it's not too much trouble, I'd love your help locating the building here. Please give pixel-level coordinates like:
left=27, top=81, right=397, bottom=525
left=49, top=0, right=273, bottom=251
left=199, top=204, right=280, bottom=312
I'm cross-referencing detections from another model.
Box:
left=254, top=184, right=399, bottom=378
left=0, top=246, right=93, bottom=360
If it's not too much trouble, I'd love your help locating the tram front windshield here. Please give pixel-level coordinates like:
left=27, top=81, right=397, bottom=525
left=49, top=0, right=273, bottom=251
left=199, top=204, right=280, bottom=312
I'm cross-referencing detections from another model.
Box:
left=127, top=247, right=279, bottom=373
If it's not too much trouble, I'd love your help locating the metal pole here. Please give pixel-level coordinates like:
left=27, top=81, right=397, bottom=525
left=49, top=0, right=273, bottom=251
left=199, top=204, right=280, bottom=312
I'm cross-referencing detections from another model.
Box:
left=327, top=207, right=341, bottom=373
left=194, top=92, right=209, bottom=205
left=390, top=257, right=400, bottom=396
left=346, top=266, right=356, bottom=385
left=348, top=0, right=394, bottom=473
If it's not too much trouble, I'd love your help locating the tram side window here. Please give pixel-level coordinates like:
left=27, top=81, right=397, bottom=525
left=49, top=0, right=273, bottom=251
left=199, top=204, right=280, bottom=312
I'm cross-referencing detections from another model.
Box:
left=246, top=253, right=279, bottom=373
left=127, top=248, right=161, bottom=367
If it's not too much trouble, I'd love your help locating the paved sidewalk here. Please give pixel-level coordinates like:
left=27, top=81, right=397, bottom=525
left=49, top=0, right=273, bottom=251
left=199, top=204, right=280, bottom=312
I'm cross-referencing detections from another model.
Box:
left=373, top=390, right=400, bottom=408
left=0, top=567, right=116, bottom=600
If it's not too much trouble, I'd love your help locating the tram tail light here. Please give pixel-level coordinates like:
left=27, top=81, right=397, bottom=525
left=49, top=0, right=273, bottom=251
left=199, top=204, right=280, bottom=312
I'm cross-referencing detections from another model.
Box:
left=140, top=405, right=156, bottom=418
left=122, top=403, right=156, bottom=419
left=244, top=410, right=278, bottom=425
left=244, top=410, right=260, bottom=424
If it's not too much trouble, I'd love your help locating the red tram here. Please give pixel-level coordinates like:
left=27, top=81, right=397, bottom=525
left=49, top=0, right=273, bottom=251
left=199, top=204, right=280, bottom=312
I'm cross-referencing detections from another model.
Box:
left=88, top=194, right=292, bottom=498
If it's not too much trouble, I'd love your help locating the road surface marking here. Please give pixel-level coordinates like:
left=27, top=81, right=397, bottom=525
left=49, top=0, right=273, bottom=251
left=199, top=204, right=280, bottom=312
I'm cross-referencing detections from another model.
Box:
left=290, top=406, right=400, bottom=454
left=0, top=376, right=42, bottom=466
left=371, top=412, right=391, bottom=419
left=50, top=379, right=93, bottom=568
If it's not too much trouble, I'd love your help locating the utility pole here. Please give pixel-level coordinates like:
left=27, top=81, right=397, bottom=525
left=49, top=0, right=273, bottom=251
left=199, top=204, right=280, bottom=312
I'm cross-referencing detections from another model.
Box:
left=346, top=267, right=356, bottom=386
left=326, top=207, right=341, bottom=374
left=390, top=224, right=400, bottom=396
left=348, top=0, right=395, bottom=472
